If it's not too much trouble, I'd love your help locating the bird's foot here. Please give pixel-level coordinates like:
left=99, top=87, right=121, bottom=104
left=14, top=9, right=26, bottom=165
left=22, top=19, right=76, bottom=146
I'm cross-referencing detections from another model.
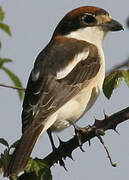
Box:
left=73, top=124, right=91, bottom=152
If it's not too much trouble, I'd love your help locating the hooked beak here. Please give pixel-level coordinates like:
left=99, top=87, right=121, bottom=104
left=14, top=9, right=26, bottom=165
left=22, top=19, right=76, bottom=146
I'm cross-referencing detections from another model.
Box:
left=101, top=19, right=124, bottom=31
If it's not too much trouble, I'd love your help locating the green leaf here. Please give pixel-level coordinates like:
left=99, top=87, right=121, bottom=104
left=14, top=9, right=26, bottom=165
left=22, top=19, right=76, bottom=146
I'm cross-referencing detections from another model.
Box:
left=0, top=58, right=12, bottom=68
left=0, top=138, right=9, bottom=148
left=25, top=158, right=52, bottom=180
left=0, top=148, right=10, bottom=171
left=0, top=167, right=3, bottom=174
left=122, top=70, right=129, bottom=86
left=103, top=70, right=123, bottom=99
left=0, top=22, right=12, bottom=36
left=0, top=6, right=5, bottom=21
left=1, top=66, right=24, bottom=100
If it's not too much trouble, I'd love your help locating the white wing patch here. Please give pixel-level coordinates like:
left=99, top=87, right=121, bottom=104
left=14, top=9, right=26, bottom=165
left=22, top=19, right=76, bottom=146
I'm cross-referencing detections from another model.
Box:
left=56, top=50, right=89, bottom=79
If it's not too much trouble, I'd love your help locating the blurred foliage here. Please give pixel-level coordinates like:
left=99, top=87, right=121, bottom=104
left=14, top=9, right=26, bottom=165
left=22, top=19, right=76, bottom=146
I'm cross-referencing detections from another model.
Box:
left=0, top=6, right=11, bottom=36
left=0, top=138, right=11, bottom=176
left=102, top=16, right=129, bottom=99
left=0, top=22, right=11, bottom=36
left=0, top=138, right=52, bottom=180
left=23, top=158, right=52, bottom=180
left=1, top=66, right=23, bottom=99
left=103, top=70, right=129, bottom=99
left=0, top=6, right=24, bottom=100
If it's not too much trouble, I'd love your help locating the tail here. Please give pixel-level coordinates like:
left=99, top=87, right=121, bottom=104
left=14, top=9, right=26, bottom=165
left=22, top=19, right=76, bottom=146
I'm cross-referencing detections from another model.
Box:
left=4, top=125, right=43, bottom=177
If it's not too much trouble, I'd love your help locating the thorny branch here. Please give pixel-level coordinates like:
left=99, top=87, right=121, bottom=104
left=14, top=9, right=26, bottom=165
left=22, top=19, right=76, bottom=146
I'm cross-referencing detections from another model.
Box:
left=43, top=106, right=129, bottom=167
left=18, top=106, right=129, bottom=180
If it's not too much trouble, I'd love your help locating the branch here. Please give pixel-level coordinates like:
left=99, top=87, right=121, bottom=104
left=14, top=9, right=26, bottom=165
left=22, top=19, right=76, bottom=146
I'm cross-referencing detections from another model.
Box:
left=18, top=106, right=129, bottom=179
left=106, top=58, right=129, bottom=76
left=43, top=106, right=129, bottom=167
left=0, top=83, right=25, bottom=91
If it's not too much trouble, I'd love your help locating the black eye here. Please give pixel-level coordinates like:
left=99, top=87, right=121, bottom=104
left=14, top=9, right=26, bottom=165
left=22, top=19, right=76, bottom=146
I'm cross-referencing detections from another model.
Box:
left=82, top=15, right=96, bottom=24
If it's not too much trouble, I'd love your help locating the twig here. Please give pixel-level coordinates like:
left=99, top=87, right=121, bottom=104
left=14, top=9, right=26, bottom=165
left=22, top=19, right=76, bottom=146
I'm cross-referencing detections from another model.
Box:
left=106, top=58, right=129, bottom=76
left=0, top=83, right=25, bottom=91
left=96, top=134, right=117, bottom=167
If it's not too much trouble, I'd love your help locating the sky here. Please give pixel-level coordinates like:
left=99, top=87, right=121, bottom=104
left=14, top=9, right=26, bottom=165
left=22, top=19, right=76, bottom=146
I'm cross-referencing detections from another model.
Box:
left=0, top=0, right=129, bottom=180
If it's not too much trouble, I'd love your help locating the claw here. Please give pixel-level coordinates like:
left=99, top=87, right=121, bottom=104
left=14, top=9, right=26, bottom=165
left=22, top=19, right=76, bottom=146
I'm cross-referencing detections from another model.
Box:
left=95, top=128, right=105, bottom=136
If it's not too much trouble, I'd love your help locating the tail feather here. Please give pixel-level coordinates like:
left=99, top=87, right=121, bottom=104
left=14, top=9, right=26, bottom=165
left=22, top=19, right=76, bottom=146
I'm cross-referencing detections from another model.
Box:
left=4, top=125, right=43, bottom=177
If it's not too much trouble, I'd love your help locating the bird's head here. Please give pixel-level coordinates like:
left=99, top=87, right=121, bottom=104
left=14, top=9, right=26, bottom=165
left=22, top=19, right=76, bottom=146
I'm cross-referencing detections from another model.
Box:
left=53, top=6, right=123, bottom=45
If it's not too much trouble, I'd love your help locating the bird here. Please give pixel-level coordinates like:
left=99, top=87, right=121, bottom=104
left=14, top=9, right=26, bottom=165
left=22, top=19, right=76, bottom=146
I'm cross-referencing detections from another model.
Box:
left=4, top=6, right=123, bottom=177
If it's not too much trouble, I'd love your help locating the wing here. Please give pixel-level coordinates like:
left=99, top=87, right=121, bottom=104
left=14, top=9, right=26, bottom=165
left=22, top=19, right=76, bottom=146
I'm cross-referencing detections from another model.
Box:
left=22, top=37, right=101, bottom=133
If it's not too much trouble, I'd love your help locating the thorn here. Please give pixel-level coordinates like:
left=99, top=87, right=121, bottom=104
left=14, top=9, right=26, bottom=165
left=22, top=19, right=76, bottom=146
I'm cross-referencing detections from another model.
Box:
left=88, top=140, right=91, bottom=146
left=57, top=136, right=65, bottom=146
left=103, top=110, right=109, bottom=119
left=57, top=136, right=62, bottom=143
left=79, top=145, right=85, bottom=152
left=114, top=128, right=120, bottom=135
left=59, top=159, right=68, bottom=171
left=67, top=152, right=74, bottom=160
left=104, top=114, right=109, bottom=120
left=63, top=165, right=68, bottom=171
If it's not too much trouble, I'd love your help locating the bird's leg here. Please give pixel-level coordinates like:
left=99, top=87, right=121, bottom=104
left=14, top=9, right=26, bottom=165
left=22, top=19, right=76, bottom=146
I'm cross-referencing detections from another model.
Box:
left=73, top=123, right=87, bottom=152
left=47, top=129, right=56, bottom=151
left=73, top=123, right=92, bottom=150
left=47, top=129, right=68, bottom=170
